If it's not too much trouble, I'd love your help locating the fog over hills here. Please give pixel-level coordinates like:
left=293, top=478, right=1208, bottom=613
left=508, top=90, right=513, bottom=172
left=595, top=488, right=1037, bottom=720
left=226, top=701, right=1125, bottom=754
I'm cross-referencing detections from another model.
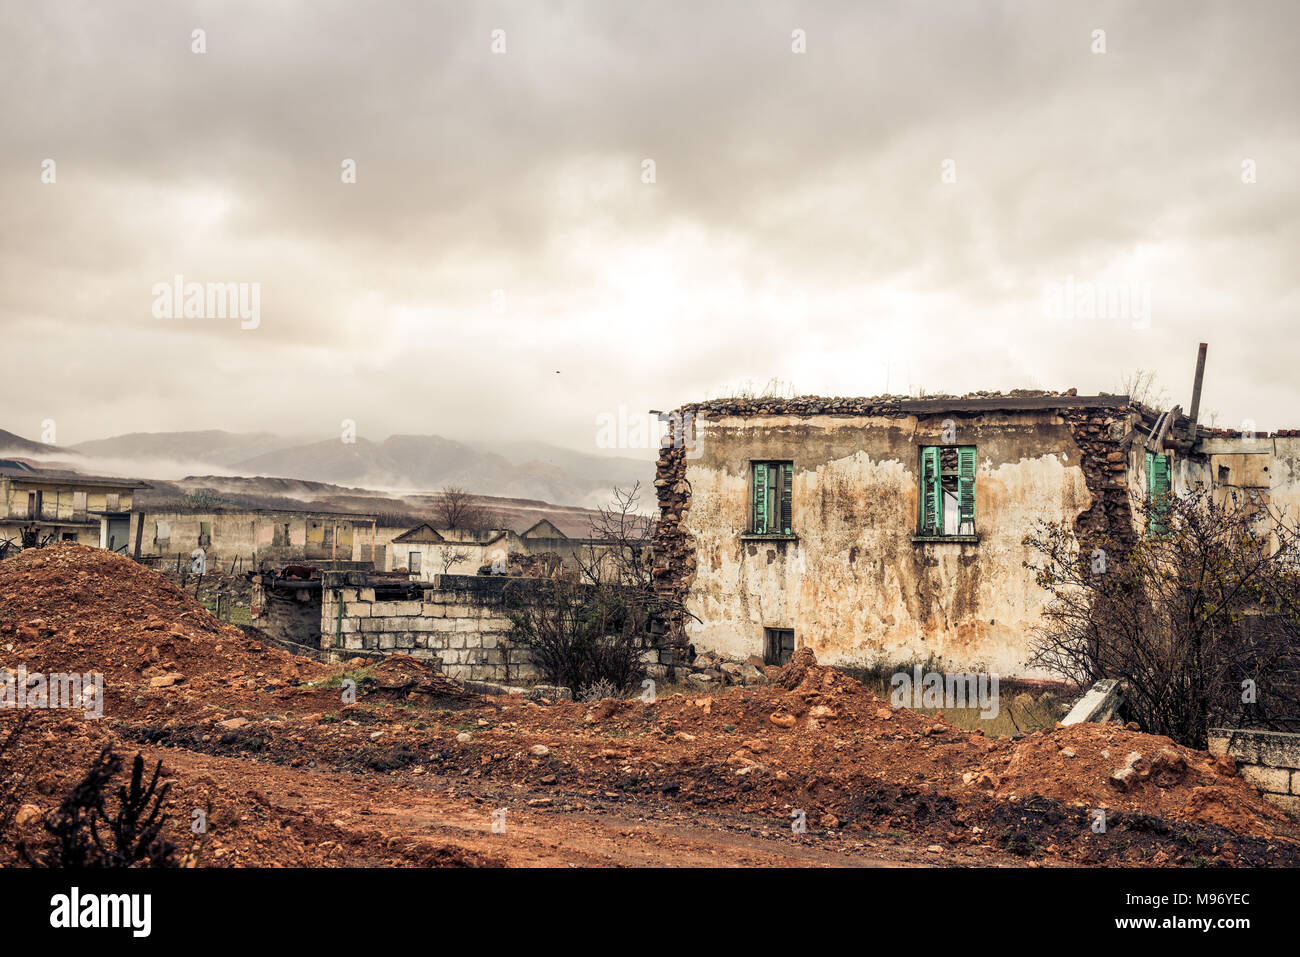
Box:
left=0, top=428, right=654, bottom=511
left=69, top=430, right=300, bottom=468
left=0, top=429, right=67, bottom=459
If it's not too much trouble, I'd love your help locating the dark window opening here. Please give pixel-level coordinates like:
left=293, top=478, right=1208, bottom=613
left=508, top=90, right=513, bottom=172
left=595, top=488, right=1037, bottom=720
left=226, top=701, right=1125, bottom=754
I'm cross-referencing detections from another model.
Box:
left=409, top=551, right=422, bottom=574
left=919, top=446, right=975, bottom=536
left=198, top=522, right=212, bottom=547
left=764, top=627, right=795, bottom=665
left=751, top=461, right=794, bottom=535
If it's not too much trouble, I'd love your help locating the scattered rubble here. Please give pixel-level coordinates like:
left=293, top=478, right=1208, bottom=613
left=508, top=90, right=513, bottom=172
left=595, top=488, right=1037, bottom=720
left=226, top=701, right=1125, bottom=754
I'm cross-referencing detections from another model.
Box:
left=1, top=543, right=1296, bottom=867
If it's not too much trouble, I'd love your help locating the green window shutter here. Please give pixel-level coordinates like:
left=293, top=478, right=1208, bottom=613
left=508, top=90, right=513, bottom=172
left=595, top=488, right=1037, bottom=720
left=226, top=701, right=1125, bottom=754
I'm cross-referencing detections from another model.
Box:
left=1144, top=451, right=1155, bottom=533
left=1153, top=454, right=1171, bottom=496
left=921, top=447, right=941, bottom=533
left=1145, top=452, right=1171, bottom=533
left=957, top=446, right=976, bottom=528
left=752, top=462, right=768, bottom=534
left=780, top=463, right=793, bottom=534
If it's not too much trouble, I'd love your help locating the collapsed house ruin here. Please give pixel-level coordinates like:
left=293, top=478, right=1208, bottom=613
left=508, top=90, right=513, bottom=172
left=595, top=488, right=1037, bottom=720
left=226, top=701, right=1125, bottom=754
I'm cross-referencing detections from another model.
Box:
left=249, top=567, right=535, bottom=680
left=653, top=345, right=1300, bottom=677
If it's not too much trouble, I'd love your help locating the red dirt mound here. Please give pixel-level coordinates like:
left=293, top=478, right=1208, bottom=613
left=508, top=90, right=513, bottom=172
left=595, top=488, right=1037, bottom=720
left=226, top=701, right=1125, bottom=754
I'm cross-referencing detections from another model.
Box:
left=0, top=544, right=465, bottom=724
left=493, top=651, right=1295, bottom=840
left=0, top=544, right=319, bottom=697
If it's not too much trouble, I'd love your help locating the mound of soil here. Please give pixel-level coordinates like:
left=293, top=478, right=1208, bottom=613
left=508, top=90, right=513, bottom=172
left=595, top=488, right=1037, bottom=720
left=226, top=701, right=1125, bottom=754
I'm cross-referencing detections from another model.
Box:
left=0, top=544, right=488, bottom=867
left=0, top=544, right=467, bottom=719
left=0, top=544, right=318, bottom=700
left=482, top=651, right=1294, bottom=842
left=2, top=544, right=1294, bottom=867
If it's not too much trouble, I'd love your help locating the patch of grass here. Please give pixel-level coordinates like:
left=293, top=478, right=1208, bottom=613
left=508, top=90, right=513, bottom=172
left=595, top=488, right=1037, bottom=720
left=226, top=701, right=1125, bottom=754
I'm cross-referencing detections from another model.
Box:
left=199, top=599, right=252, bottom=626
left=999, top=828, right=1039, bottom=857
left=851, top=671, right=1065, bottom=737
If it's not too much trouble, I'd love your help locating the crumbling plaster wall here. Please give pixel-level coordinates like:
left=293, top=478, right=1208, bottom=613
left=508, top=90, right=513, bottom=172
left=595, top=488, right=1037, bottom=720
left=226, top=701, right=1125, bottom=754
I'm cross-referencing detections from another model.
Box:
left=1269, top=437, right=1300, bottom=524
left=135, top=510, right=380, bottom=564
left=676, top=411, right=1098, bottom=676
left=1131, top=435, right=1300, bottom=545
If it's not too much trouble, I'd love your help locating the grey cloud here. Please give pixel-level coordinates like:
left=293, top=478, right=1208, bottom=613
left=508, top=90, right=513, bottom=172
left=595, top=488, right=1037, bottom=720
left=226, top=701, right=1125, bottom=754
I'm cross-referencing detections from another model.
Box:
left=1, top=0, right=1297, bottom=454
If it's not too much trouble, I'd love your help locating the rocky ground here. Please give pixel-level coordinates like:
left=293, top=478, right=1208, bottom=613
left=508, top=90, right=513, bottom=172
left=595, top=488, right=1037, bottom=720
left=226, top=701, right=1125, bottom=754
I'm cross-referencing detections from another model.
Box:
left=1, top=543, right=1297, bottom=867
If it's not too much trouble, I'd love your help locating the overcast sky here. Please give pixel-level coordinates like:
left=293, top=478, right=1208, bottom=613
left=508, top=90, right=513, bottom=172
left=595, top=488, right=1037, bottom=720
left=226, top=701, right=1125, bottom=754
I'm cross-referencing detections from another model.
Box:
left=2, top=0, right=1297, bottom=456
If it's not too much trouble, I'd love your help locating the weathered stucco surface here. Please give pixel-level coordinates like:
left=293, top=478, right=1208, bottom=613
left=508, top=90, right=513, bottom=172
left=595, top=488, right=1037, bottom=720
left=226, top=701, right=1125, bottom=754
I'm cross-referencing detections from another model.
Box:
left=678, top=412, right=1095, bottom=676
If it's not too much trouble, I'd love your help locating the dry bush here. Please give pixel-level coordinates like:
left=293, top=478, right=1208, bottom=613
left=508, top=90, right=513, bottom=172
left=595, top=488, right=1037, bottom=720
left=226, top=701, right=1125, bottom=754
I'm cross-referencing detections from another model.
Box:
left=1026, top=486, right=1300, bottom=749
left=21, top=746, right=181, bottom=868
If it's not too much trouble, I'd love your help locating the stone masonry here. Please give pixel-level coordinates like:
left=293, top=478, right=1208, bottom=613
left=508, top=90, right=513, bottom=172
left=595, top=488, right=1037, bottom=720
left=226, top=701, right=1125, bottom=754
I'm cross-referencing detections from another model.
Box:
left=1209, top=728, right=1300, bottom=816
left=320, top=572, right=541, bottom=683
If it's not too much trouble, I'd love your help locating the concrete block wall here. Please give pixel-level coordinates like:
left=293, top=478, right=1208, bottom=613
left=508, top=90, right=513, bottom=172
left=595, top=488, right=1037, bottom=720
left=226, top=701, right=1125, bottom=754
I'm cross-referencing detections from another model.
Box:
left=320, top=573, right=540, bottom=683
left=1209, top=728, right=1300, bottom=815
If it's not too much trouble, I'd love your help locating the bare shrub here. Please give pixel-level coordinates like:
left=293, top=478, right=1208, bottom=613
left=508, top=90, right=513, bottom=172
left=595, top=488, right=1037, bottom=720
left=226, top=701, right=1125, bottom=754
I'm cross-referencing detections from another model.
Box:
left=503, top=581, right=647, bottom=695
left=1025, top=486, right=1300, bottom=749
left=1117, top=369, right=1170, bottom=410
left=22, top=746, right=181, bottom=868
left=578, top=677, right=620, bottom=702
left=433, top=545, right=474, bottom=575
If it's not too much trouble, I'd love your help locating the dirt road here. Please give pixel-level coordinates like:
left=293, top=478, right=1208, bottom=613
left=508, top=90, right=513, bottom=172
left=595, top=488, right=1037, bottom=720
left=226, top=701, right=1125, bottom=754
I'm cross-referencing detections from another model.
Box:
left=144, top=746, right=1032, bottom=867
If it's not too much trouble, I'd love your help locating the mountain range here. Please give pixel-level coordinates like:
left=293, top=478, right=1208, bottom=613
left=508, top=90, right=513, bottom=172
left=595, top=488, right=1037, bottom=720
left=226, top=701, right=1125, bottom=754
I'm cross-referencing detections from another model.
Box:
left=0, top=428, right=653, bottom=511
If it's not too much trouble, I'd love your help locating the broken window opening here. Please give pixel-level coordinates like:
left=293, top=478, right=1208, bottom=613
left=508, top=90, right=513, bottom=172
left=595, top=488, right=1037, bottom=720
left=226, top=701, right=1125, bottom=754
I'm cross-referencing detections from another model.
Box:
left=919, top=446, right=976, bottom=536
left=198, top=521, right=212, bottom=547
left=764, top=627, right=795, bottom=666
left=408, top=550, right=422, bottom=574
left=751, top=461, right=794, bottom=535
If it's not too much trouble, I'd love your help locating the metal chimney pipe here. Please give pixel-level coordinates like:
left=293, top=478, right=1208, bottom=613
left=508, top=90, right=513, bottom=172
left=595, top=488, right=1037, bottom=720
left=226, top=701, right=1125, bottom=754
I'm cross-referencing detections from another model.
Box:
left=1188, top=342, right=1208, bottom=426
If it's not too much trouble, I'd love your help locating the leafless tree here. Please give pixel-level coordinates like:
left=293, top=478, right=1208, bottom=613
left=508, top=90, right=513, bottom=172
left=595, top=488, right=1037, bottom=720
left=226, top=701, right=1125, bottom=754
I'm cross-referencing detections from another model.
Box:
left=434, top=544, right=474, bottom=575
left=1117, top=369, right=1170, bottom=411
left=433, top=485, right=496, bottom=531
left=575, top=482, right=653, bottom=588
left=1025, top=485, right=1300, bottom=748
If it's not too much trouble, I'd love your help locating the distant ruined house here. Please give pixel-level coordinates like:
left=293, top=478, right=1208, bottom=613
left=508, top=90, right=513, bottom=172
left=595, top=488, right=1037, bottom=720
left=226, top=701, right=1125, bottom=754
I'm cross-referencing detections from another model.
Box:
left=131, top=505, right=387, bottom=568
left=387, top=523, right=522, bottom=578
left=0, top=464, right=149, bottom=554
left=653, top=374, right=1300, bottom=677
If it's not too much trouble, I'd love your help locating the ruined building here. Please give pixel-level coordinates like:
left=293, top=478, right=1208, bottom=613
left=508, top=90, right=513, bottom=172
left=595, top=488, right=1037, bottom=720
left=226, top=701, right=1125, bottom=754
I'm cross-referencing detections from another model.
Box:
left=0, top=464, right=149, bottom=553
left=653, top=361, right=1300, bottom=678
